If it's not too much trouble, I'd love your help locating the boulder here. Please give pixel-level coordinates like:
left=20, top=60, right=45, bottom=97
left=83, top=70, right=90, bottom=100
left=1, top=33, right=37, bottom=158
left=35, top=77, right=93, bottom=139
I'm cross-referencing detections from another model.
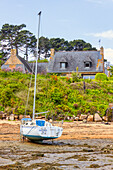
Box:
left=70, top=117, right=74, bottom=121
left=10, top=114, right=14, bottom=121
left=87, top=115, right=94, bottom=122
left=102, top=116, right=108, bottom=122
left=72, top=115, right=76, bottom=120
left=83, top=119, right=87, bottom=123
left=6, top=116, right=10, bottom=120
left=75, top=117, right=79, bottom=121
left=2, top=113, right=7, bottom=120
left=14, top=115, right=18, bottom=120
left=79, top=114, right=87, bottom=121
left=94, top=113, right=102, bottom=122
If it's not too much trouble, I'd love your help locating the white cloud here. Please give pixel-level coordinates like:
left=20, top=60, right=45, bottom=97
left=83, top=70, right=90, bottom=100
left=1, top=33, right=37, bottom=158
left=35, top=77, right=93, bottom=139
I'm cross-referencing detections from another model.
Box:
left=86, top=30, right=113, bottom=39
left=104, top=48, right=113, bottom=64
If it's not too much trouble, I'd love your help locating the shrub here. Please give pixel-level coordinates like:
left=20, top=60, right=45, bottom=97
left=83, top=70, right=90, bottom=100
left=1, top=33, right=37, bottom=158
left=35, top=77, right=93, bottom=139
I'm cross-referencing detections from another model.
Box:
left=95, top=73, right=108, bottom=81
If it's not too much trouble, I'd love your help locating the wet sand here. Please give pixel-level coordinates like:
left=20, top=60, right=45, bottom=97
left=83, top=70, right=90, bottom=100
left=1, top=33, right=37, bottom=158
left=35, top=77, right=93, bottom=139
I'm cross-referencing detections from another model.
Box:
left=0, top=139, right=113, bottom=169
left=1, top=120, right=113, bottom=169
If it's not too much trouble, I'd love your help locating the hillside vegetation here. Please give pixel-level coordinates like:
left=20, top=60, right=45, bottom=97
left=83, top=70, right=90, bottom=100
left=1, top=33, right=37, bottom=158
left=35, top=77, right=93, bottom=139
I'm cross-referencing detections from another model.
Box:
left=0, top=70, right=113, bottom=119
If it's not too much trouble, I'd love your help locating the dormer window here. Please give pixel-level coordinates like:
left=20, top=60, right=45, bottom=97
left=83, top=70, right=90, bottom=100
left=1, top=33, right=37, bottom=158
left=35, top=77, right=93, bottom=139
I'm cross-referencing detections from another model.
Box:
left=84, top=61, right=92, bottom=68
left=60, top=62, right=68, bottom=69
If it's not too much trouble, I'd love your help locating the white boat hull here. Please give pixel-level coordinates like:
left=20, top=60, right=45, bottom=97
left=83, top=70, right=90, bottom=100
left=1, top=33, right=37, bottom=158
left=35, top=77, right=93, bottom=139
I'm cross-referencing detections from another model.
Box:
left=20, top=125, right=63, bottom=141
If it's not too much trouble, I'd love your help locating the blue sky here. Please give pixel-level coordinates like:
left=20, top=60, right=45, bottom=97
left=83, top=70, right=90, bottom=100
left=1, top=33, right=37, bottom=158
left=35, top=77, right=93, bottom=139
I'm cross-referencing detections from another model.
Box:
left=1, top=0, right=113, bottom=63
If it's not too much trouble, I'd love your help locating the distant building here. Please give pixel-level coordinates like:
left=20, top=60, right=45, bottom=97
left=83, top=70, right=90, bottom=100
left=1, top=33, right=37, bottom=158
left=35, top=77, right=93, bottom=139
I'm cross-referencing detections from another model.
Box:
left=1, top=49, right=48, bottom=74
left=1, top=48, right=105, bottom=78
left=1, top=49, right=32, bottom=73
left=48, top=47, right=104, bottom=79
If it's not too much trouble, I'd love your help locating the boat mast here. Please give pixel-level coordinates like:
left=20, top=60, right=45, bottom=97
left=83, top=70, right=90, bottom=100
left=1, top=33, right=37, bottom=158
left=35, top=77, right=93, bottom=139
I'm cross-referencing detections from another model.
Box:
left=33, top=11, right=41, bottom=120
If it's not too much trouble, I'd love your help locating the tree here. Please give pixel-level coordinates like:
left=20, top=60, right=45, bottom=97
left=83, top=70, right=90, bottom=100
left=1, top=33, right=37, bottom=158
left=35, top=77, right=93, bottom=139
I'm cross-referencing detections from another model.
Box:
left=0, top=23, right=26, bottom=55
left=49, top=38, right=70, bottom=51
left=39, top=36, right=50, bottom=59
left=68, top=39, right=96, bottom=51
left=69, top=39, right=85, bottom=51
left=0, top=24, right=37, bottom=61
left=18, top=30, right=37, bottom=61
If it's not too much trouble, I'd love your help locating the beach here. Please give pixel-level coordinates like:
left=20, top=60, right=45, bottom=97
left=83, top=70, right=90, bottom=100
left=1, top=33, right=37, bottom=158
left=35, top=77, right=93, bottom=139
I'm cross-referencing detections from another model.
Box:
left=1, top=120, right=113, bottom=169
left=0, top=120, right=113, bottom=141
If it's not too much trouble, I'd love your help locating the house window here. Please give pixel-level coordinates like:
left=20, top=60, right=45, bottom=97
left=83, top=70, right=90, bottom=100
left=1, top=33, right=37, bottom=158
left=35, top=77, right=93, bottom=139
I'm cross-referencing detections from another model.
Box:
left=60, top=62, right=68, bottom=69
left=84, top=62, right=92, bottom=68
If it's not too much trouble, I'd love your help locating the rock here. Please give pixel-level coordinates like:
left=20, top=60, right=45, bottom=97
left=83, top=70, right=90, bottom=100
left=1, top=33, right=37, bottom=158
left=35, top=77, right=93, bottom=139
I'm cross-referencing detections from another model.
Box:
left=75, top=117, right=79, bottom=121
left=94, top=113, right=102, bottom=122
left=6, top=116, right=10, bottom=120
left=14, top=115, right=18, bottom=120
left=67, top=116, right=70, bottom=120
left=10, top=114, right=14, bottom=121
left=19, top=115, right=23, bottom=120
left=79, top=114, right=87, bottom=121
left=83, top=119, right=87, bottom=123
left=72, top=115, right=76, bottom=120
left=87, top=115, right=94, bottom=122
left=70, top=117, right=75, bottom=121
left=102, top=116, right=108, bottom=122
left=2, top=113, right=7, bottom=120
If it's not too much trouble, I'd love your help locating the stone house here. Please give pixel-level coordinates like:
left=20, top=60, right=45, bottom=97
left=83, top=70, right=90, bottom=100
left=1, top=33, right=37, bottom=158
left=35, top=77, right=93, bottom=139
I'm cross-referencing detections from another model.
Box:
left=1, top=47, right=105, bottom=78
left=1, top=49, right=32, bottom=73
left=1, top=49, right=48, bottom=74
left=48, top=47, right=104, bottom=79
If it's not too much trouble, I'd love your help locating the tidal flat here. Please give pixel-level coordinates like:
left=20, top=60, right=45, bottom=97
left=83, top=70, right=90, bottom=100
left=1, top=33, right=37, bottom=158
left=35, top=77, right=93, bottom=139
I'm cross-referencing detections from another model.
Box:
left=0, top=139, right=113, bottom=169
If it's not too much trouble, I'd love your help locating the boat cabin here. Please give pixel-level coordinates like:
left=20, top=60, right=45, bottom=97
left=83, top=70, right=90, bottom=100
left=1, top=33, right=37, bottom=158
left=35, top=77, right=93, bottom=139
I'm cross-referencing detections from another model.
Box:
left=21, top=118, right=52, bottom=127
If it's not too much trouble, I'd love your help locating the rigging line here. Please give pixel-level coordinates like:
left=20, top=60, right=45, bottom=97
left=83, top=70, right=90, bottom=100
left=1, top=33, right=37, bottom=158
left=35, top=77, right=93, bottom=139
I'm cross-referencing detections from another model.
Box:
left=25, top=62, right=35, bottom=116
left=25, top=126, right=36, bottom=136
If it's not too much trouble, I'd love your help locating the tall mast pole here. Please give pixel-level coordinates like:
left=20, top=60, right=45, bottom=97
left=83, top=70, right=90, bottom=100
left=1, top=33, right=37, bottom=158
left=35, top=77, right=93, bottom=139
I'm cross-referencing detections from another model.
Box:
left=33, top=11, right=41, bottom=120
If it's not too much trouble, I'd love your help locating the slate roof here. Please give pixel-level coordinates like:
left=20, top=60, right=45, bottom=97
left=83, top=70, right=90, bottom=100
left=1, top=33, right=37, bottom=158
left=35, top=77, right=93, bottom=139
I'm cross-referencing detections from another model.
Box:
left=17, top=56, right=32, bottom=73
left=48, top=51, right=103, bottom=73
left=1, top=55, right=32, bottom=73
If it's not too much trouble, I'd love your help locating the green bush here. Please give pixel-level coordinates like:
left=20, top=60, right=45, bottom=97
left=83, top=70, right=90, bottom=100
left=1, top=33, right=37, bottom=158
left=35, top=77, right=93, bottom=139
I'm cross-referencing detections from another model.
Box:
left=0, top=70, right=112, bottom=118
left=95, top=73, right=108, bottom=81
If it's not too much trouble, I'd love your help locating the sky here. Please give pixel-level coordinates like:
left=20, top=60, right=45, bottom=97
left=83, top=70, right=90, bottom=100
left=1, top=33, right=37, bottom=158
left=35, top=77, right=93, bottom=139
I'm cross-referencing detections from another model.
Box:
left=0, top=0, right=113, bottom=63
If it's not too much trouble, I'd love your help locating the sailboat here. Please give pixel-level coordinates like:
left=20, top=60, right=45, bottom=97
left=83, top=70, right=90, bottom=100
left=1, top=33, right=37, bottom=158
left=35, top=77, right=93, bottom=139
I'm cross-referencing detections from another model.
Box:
left=20, top=12, right=63, bottom=141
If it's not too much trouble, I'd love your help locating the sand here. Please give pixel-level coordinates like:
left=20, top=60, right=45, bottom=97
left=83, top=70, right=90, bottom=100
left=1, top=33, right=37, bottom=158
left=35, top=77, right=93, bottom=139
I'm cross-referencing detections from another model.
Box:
left=0, top=120, right=113, bottom=141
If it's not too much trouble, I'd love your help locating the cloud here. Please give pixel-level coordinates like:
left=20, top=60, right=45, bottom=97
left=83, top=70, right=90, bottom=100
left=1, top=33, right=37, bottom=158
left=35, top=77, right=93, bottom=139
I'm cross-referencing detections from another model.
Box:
left=86, top=30, right=113, bottom=39
left=104, top=48, right=113, bottom=64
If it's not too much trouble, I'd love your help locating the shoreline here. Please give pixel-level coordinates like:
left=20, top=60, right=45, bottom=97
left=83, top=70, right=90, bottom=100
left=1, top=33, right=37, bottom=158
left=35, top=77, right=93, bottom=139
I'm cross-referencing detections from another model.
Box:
left=0, top=120, right=113, bottom=141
